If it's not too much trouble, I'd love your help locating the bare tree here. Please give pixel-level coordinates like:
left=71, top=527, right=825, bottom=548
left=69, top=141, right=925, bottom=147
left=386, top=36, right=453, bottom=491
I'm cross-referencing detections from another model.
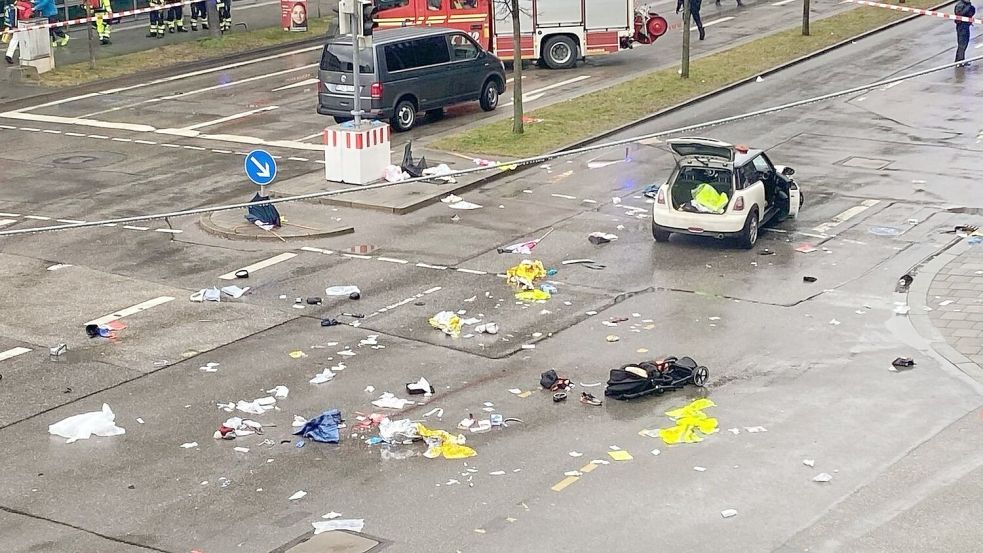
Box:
left=508, top=0, right=523, bottom=134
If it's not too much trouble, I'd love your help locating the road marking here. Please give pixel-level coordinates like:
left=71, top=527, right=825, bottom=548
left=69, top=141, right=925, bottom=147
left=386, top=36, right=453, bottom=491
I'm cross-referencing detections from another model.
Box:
left=551, top=193, right=577, bottom=200
left=692, top=16, right=733, bottom=31
left=502, top=75, right=592, bottom=107
left=551, top=476, right=580, bottom=492
left=170, top=106, right=281, bottom=133
left=300, top=246, right=334, bottom=254
left=0, top=124, right=15, bottom=129
left=123, top=225, right=149, bottom=230
left=134, top=139, right=158, bottom=145
left=772, top=0, right=796, bottom=5
left=42, top=129, right=61, bottom=134
left=211, top=149, right=233, bottom=154
left=0, top=212, right=20, bottom=217
left=271, top=77, right=319, bottom=92
left=65, top=131, right=86, bottom=136
left=813, top=199, right=880, bottom=234
left=182, top=145, right=207, bottom=151
left=219, top=252, right=297, bottom=280
left=377, top=257, right=408, bottom=264
left=84, top=296, right=176, bottom=326
left=0, top=219, right=16, bottom=227
left=87, top=134, right=110, bottom=139
left=416, top=262, right=447, bottom=270
left=294, top=132, right=324, bottom=142
left=20, top=127, right=40, bottom=131
left=56, top=219, right=86, bottom=224
left=456, top=268, right=487, bottom=275
left=580, top=463, right=598, bottom=474
left=0, top=347, right=32, bottom=362
left=287, top=156, right=310, bottom=162
left=155, top=228, right=183, bottom=234
left=0, top=110, right=155, bottom=132
left=24, top=215, right=51, bottom=220
left=111, top=137, right=132, bottom=142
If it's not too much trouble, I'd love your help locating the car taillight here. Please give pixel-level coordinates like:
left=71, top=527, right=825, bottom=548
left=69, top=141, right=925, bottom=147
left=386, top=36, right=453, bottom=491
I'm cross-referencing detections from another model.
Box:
left=370, top=82, right=383, bottom=99
left=656, top=189, right=666, bottom=205
left=734, top=196, right=744, bottom=211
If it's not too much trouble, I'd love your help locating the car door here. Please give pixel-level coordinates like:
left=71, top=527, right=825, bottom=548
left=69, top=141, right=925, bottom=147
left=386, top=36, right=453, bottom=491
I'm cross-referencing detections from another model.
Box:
left=447, top=32, right=485, bottom=100
left=744, top=156, right=769, bottom=216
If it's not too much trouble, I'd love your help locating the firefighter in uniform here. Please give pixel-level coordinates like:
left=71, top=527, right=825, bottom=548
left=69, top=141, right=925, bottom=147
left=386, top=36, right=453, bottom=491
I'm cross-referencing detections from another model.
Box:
left=218, top=0, right=231, bottom=32
left=147, top=0, right=164, bottom=37
left=189, top=0, right=206, bottom=30
left=166, top=0, right=187, bottom=32
left=91, top=0, right=111, bottom=45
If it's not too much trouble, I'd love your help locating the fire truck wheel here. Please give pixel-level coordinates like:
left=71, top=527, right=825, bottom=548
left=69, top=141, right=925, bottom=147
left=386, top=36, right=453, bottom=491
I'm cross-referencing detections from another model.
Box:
left=542, top=35, right=578, bottom=70
left=479, top=79, right=500, bottom=111
left=391, top=98, right=417, bottom=132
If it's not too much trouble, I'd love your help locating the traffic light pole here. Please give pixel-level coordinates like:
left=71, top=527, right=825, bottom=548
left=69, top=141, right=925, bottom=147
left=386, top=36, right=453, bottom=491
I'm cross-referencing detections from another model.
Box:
left=350, top=10, right=363, bottom=128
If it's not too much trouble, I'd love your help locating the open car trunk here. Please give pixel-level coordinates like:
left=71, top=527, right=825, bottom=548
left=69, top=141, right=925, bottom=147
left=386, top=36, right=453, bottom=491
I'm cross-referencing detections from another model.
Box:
left=669, top=166, right=734, bottom=215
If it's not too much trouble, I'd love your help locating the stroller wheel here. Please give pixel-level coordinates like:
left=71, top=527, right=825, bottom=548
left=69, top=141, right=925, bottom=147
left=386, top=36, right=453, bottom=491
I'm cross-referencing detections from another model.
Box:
left=694, top=366, right=709, bottom=387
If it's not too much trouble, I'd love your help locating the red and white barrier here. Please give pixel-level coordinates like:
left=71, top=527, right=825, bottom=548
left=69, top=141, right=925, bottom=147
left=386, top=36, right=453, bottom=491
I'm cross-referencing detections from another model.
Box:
left=323, top=122, right=392, bottom=185
left=845, top=0, right=982, bottom=24
left=9, top=0, right=191, bottom=32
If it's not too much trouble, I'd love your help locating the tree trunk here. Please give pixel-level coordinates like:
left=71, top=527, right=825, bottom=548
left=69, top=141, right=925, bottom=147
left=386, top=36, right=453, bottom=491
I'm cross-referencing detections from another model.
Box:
left=208, top=0, right=221, bottom=38
left=801, top=0, right=810, bottom=36
left=511, top=0, right=523, bottom=134
left=681, top=1, right=690, bottom=78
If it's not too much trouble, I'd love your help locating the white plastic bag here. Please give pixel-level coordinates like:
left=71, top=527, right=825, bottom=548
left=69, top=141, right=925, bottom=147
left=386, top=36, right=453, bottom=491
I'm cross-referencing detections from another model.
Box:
left=312, top=519, right=365, bottom=534
left=48, top=403, right=125, bottom=443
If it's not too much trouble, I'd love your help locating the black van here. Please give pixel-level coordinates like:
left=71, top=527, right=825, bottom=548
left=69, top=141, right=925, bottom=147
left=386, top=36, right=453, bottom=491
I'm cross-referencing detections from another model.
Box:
left=317, top=27, right=507, bottom=132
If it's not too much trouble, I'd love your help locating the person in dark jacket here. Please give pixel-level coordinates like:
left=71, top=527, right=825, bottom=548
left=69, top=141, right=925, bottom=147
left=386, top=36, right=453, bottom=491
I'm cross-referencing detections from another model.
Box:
left=954, top=0, right=975, bottom=65
left=677, top=0, right=705, bottom=40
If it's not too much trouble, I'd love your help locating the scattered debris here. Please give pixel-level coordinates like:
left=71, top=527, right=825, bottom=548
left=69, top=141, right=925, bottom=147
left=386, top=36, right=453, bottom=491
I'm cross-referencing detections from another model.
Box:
left=429, top=311, right=462, bottom=337
left=288, top=490, right=307, bottom=501
left=894, top=304, right=910, bottom=315
left=649, top=398, right=718, bottom=445
left=540, top=370, right=571, bottom=391
left=405, top=377, right=434, bottom=395
left=803, top=459, right=815, bottom=467
left=506, top=260, right=547, bottom=290
left=803, top=276, right=818, bottom=283
left=605, top=335, right=620, bottom=342
left=372, top=393, right=414, bottom=409
left=475, top=322, right=499, bottom=334
left=580, top=392, right=602, bottom=406
left=48, top=403, right=125, bottom=443
left=325, top=285, right=361, bottom=296
left=289, top=350, right=308, bottom=359
left=606, top=357, right=709, bottom=400
left=896, top=273, right=914, bottom=292
left=795, top=244, right=817, bottom=254
left=416, top=424, right=476, bottom=459
left=569, top=451, right=583, bottom=457
left=890, top=357, right=916, bottom=371
left=552, top=392, right=568, bottom=402
left=214, top=417, right=263, bottom=439
left=312, top=519, right=365, bottom=534
left=587, top=232, right=618, bottom=245
left=294, top=409, right=344, bottom=443
left=721, top=509, right=738, bottom=518
left=693, top=466, right=707, bottom=472
left=608, top=450, right=633, bottom=461
left=266, top=386, right=289, bottom=399
left=813, top=472, right=833, bottom=483
left=310, top=367, right=338, bottom=384
left=180, top=442, right=199, bottom=449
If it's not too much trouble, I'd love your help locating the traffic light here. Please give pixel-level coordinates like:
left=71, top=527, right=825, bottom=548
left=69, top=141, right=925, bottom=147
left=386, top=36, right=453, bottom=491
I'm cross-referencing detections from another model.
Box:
left=360, top=2, right=378, bottom=37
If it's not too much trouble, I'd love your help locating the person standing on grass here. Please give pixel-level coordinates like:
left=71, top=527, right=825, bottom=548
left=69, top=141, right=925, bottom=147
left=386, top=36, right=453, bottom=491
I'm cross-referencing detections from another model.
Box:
left=677, top=0, right=705, bottom=40
left=954, top=0, right=975, bottom=65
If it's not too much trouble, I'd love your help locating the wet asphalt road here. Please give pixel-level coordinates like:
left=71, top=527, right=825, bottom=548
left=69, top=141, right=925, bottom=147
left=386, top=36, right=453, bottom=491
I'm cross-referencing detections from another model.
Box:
left=2, top=6, right=983, bottom=553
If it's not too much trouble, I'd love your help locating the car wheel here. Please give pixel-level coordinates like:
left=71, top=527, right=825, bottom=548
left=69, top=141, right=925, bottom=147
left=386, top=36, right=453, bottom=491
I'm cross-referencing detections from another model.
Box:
left=799, top=191, right=804, bottom=208
left=542, top=35, right=578, bottom=70
left=738, top=208, right=759, bottom=249
left=391, top=99, right=417, bottom=132
left=652, top=222, right=671, bottom=242
left=333, top=116, right=352, bottom=124
left=426, top=108, right=445, bottom=120
left=479, top=79, right=499, bottom=111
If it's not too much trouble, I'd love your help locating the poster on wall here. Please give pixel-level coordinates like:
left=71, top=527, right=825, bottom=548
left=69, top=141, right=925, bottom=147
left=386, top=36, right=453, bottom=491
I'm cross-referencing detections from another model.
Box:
left=281, top=0, right=308, bottom=32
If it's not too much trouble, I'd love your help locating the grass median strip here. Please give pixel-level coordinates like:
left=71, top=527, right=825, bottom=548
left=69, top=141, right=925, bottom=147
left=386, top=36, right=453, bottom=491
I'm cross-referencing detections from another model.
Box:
left=432, top=0, right=942, bottom=158
left=39, top=17, right=333, bottom=88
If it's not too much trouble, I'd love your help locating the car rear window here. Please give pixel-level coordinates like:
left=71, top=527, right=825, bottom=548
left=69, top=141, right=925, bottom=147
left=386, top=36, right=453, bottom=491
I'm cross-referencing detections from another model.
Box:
left=321, top=43, right=374, bottom=73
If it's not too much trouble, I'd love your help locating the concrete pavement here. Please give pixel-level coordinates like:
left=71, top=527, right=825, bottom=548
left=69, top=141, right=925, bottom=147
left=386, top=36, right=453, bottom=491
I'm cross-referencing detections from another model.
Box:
left=1, top=6, right=983, bottom=553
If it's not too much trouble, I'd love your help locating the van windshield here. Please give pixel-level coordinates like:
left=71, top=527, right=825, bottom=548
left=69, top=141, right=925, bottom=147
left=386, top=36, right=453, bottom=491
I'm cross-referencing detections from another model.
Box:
left=321, top=44, right=374, bottom=73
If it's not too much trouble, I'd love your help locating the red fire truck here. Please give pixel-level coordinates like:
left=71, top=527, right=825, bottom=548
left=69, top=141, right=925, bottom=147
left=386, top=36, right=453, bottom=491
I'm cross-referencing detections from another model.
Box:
left=373, top=0, right=668, bottom=69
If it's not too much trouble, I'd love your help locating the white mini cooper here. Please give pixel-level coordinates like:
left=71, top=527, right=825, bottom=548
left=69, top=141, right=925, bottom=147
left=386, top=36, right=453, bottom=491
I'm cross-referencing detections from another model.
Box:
left=651, top=137, right=802, bottom=249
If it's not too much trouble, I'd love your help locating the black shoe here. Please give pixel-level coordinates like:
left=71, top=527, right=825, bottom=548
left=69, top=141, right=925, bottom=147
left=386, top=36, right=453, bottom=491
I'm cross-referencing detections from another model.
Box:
left=202, top=23, right=209, bottom=29
left=4, top=55, right=13, bottom=64
left=168, top=27, right=175, bottom=33
left=146, top=32, right=155, bottom=37
left=100, top=38, right=110, bottom=45
left=177, top=27, right=188, bottom=32
left=699, top=30, right=706, bottom=40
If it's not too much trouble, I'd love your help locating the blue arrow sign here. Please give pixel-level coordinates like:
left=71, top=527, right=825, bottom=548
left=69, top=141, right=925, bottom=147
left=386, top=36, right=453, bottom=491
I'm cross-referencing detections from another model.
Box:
left=244, top=149, right=277, bottom=186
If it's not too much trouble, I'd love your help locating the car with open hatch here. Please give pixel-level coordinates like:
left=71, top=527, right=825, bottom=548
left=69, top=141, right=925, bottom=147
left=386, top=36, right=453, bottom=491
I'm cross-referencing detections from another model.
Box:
left=650, top=137, right=802, bottom=249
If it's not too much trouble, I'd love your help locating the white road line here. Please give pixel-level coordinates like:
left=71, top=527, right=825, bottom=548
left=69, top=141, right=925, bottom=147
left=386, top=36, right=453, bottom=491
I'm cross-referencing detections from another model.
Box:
left=172, top=106, right=280, bottom=132
left=271, top=77, right=319, bottom=92
left=0, top=111, right=155, bottom=132
left=287, top=157, right=310, bottom=162
left=294, top=132, right=324, bottom=142
left=42, top=129, right=61, bottom=134
left=0, top=347, right=32, bottom=362
left=65, top=132, right=86, bottom=137
left=0, top=212, right=20, bottom=217
left=123, top=225, right=150, bottom=230
left=87, top=134, right=110, bottom=139
left=300, top=246, right=334, bottom=254
left=161, top=143, right=182, bottom=148
left=21, top=127, right=40, bottom=131
left=0, top=124, right=15, bottom=129
left=134, top=139, right=158, bottom=145
left=219, top=252, right=297, bottom=280
left=160, top=65, right=318, bottom=102
left=692, top=16, right=733, bottom=31
left=551, top=193, right=577, bottom=199
left=0, top=219, right=17, bottom=227
left=377, top=257, right=408, bottom=264
left=417, top=262, right=447, bottom=270
left=772, top=0, right=796, bottom=5
left=502, top=75, right=592, bottom=107
left=455, top=268, right=487, bottom=275
left=84, top=296, right=176, bottom=326
left=111, top=137, right=133, bottom=142
left=813, top=199, right=881, bottom=234
left=182, top=145, right=207, bottom=150
left=24, top=215, right=51, bottom=220
left=155, top=228, right=183, bottom=234
left=211, top=149, right=233, bottom=154
left=56, top=219, right=86, bottom=224
left=343, top=253, right=373, bottom=259
left=423, top=286, right=442, bottom=294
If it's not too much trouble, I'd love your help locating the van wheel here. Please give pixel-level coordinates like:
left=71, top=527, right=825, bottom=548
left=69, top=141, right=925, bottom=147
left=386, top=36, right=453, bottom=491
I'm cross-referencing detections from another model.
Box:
left=652, top=222, right=671, bottom=242
left=333, top=116, right=352, bottom=124
left=542, top=36, right=578, bottom=70
left=738, top=208, right=759, bottom=249
left=391, top=99, right=417, bottom=132
left=479, top=79, right=500, bottom=111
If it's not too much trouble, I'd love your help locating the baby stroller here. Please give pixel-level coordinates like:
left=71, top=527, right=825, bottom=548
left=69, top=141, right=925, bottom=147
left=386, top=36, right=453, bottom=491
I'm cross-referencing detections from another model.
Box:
left=604, top=356, right=709, bottom=400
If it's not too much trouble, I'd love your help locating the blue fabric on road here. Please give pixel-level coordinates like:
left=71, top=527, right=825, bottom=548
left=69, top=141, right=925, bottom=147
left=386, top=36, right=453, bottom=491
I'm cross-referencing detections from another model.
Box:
left=293, top=409, right=343, bottom=443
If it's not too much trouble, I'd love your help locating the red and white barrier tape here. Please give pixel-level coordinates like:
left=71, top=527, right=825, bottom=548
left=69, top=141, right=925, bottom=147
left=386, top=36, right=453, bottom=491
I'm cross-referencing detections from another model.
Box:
left=9, top=0, right=192, bottom=32
left=845, top=0, right=982, bottom=24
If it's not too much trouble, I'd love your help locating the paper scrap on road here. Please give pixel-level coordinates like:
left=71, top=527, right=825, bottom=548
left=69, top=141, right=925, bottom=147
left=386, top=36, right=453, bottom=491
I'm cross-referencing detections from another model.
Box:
left=180, top=442, right=199, bottom=449
left=48, top=403, right=125, bottom=443
left=721, top=509, right=738, bottom=518
left=813, top=472, right=833, bottom=483
left=803, top=459, right=815, bottom=467
left=608, top=450, right=633, bottom=461
left=289, top=490, right=307, bottom=501
left=322, top=512, right=342, bottom=519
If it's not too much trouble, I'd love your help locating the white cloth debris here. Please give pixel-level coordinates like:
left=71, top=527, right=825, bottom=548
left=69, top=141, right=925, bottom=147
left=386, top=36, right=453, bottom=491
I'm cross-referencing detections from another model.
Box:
left=448, top=201, right=482, bottom=210
left=288, top=490, right=307, bottom=501
left=322, top=512, right=342, bottom=519
left=406, top=377, right=432, bottom=395
left=236, top=399, right=273, bottom=415
left=364, top=385, right=376, bottom=393
left=372, top=393, right=414, bottom=410
left=266, top=385, right=289, bottom=399
left=423, top=407, right=444, bottom=418
left=569, top=451, right=583, bottom=457
left=325, top=285, right=361, bottom=296
left=813, top=472, right=833, bottom=483
left=423, top=163, right=455, bottom=183
left=292, top=415, right=308, bottom=428
left=359, top=335, right=379, bottom=346
left=745, top=426, right=768, bottom=433
left=180, top=442, right=199, bottom=448
left=203, top=287, right=221, bottom=302
left=379, top=418, right=417, bottom=442
left=312, top=519, right=365, bottom=534
left=803, top=459, right=815, bottom=467
left=309, top=369, right=336, bottom=385
left=221, top=285, right=249, bottom=299
left=384, top=164, right=409, bottom=182
left=234, top=446, right=249, bottom=453
left=48, top=403, right=125, bottom=443
left=475, top=323, right=499, bottom=335
left=441, top=194, right=463, bottom=204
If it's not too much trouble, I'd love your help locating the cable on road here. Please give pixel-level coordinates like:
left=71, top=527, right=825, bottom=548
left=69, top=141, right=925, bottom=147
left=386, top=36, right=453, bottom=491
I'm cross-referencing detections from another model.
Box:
left=2, top=54, right=980, bottom=238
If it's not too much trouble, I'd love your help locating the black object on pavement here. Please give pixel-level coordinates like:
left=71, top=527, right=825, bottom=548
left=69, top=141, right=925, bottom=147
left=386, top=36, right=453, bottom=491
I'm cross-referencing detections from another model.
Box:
left=320, top=318, right=339, bottom=327
left=235, top=269, right=249, bottom=278
left=892, top=357, right=916, bottom=370
left=605, top=356, right=709, bottom=400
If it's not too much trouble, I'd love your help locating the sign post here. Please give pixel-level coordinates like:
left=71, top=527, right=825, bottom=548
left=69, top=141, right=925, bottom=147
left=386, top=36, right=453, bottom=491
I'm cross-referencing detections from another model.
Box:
left=351, top=7, right=363, bottom=127
left=244, top=149, right=278, bottom=195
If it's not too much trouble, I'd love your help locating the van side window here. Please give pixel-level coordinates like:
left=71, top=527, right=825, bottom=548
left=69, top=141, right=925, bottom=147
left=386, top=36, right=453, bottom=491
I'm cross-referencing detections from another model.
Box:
left=386, top=36, right=450, bottom=71
left=450, top=33, right=480, bottom=60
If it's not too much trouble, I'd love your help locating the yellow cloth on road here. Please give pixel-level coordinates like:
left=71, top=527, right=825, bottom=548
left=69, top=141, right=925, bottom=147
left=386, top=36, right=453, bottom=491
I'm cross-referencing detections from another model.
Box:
left=506, top=259, right=546, bottom=290
left=415, top=423, right=476, bottom=459
left=692, top=183, right=729, bottom=214
left=429, top=311, right=462, bottom=338
left=656, top=398, right=718, bottom=445
left=515, top=289, right=551, bottom=301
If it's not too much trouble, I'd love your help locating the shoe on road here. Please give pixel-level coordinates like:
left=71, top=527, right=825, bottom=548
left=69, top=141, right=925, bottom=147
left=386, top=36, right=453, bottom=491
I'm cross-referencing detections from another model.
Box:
left=4, top=55, right=12, bottom=64
left=100, top=38, right=111, bottom=45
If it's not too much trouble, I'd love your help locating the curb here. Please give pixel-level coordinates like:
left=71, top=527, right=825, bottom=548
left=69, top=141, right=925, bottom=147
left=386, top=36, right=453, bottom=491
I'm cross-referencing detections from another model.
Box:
left=412, top=0, right=958, bottom=210
left=0, top=34, right=328, bottom=112
left=198, top=212, right=354, bottom=241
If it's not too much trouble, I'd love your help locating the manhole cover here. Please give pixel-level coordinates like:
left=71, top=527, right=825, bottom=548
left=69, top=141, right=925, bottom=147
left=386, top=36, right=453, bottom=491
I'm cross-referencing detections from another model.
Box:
left=346, top=244, right=378, bottom=254
left=278, top=531, right=380, bottom=553
left=36, top=151, right=126, bottom=168
left=840, top=156, right=892, bottom=170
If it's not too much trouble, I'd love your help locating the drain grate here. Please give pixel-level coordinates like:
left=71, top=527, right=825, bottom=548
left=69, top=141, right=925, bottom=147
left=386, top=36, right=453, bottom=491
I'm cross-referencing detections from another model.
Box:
left=839, top=156, right=893, bottom=170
